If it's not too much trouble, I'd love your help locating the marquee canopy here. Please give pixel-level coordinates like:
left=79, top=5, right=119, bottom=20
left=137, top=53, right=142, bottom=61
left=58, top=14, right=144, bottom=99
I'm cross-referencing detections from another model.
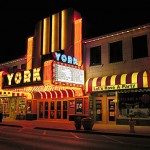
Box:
left=85, top=71, right=150, bottom=93
left=33, top=89, right=75, bottom=99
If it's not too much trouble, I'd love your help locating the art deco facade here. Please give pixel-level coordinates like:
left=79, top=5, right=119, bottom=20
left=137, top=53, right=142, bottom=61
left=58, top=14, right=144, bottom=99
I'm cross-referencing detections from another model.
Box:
left=0, top=8, right=87, bottom=121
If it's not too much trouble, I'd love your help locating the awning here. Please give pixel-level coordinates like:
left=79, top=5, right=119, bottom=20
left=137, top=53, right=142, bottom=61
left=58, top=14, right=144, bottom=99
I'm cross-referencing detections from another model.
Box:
left=0, top=91, right=26, bottom=97
left=86, top=71, right=150, bottom=93
left=33, top=89, right=75, bottom=99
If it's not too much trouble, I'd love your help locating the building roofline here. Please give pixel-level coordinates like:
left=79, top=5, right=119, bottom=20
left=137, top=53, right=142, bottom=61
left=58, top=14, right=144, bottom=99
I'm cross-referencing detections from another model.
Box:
left=82, top=23, right=150, bottom=44
left=0, top=55, right=27, bottom=66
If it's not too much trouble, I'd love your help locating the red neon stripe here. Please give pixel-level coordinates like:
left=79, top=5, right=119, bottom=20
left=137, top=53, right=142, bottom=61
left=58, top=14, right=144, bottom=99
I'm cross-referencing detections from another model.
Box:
left=61, top=90, right=67, bottom=98
left=55, top=90, right=62, bottom=98
left=116, top=74, right=122, bottom=85
left=106, top=76, right=111, bottom=86
left=97, top=77, right=102, bottom=86
left=45, top=91, right=51, bottom=99
left=51, top=91, right=57, bottom=99
left=88, top=78, right=94, bottom=93
left=137, top=71, right=144, bottom=88
left=147, top=71, right=150, bottom=87
left=66, top=89, right=74, bottom=97
left=41, top=92, right=47, bottom=99
left=126, top=73, right=132, bottom=84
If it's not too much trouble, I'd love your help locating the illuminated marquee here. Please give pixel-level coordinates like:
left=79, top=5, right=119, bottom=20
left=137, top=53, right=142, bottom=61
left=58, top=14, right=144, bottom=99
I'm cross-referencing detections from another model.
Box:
left=53, top=61, right=84, bottom=87
left=3, top=67, right=42, bottom=88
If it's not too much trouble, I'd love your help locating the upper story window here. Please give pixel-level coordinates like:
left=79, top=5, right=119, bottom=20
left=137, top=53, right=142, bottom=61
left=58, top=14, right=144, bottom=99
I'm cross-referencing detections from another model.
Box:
left=21, top=64, right=26, bottom=70
left=109, top=41, right=123, bottom=63
left=90, top=46, right=101, bottom=66
left=13, top=66, right=18, bottom=73
left=132, top=35, right=148, bottom=59
left=8, top=67, right=12, bottom=73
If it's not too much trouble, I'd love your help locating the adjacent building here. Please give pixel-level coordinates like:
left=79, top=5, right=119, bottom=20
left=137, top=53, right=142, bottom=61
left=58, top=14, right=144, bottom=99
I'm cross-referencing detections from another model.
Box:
left=83, top=24, right=150, bottom=125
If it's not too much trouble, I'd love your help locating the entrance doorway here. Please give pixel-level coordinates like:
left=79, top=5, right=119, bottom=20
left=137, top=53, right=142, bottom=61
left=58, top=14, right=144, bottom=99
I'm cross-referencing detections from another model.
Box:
left=96, top=100, right=102, bottom=121
left=107, top=97, right=116, bottom=123
left=50, top=101, right=68, bottom=119
left=39, top=100, right=68, bottom=120
left=0, top=99, right=9, bottom=118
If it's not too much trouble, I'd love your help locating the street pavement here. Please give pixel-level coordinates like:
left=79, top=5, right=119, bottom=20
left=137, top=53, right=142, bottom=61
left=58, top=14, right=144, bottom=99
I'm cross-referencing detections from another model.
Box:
left=0, top=118, right=150, bottom=138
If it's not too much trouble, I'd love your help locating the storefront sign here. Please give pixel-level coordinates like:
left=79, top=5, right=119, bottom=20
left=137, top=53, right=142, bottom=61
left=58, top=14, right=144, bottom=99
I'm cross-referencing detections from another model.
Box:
left=94, top=83, right=137, bottom=91
left=3, top=67, right=42, bottom=88
left=54, top=52, right=78, bottom=65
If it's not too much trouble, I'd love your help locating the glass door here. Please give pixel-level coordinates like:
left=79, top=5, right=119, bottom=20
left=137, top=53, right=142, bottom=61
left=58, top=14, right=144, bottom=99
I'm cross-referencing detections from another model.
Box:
left=50, top=101, right=55, bottom=119
left=50, top=101, right=68, bottom=120
left=96, top=100, right=102, bottom=121
left=108, top=99, right=116, bottom=121
left=44, top=102, right=48, bottom=118
left=57, top=101, right=61, bottom=119
left=63, top=101, right=67, bottom=119
left=39, top=102, right=43, bottom=118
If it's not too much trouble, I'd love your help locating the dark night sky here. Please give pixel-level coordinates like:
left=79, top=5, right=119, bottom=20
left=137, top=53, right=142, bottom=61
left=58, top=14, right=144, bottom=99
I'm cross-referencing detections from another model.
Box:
left=0, top=0, right=150, bottom=63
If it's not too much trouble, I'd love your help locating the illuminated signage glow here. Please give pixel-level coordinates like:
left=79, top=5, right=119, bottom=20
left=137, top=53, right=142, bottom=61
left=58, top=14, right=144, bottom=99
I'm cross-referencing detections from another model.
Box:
left=3, top=67, right=42, bottom=88
left=94, top=83, right=137, bottom=91
left=53, top=62, right=84, bottom=86
left=54, top=52, right=78, bottom=65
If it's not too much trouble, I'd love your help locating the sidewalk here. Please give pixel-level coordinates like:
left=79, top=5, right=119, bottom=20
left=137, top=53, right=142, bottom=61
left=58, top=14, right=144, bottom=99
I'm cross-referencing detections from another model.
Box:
left=0, top=118, right=150, bottom=138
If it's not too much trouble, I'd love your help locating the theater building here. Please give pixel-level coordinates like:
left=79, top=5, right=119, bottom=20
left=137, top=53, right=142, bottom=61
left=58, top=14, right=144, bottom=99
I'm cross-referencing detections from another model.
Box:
left=83, top=24, right=150, bottom=125
left=0, top=8, right=89, bottom=121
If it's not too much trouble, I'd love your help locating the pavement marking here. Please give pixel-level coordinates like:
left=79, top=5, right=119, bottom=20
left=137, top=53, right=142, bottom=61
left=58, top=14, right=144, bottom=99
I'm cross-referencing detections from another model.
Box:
left=101, top=135, right=124, bottom=144
left=43, top=130, right=47, bottom=135
left=70, top=132, right=80, bottom=139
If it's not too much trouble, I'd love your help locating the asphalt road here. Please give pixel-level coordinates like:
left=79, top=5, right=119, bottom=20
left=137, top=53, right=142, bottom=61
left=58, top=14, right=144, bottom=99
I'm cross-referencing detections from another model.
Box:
left=0, top=126, right=150, bottom=150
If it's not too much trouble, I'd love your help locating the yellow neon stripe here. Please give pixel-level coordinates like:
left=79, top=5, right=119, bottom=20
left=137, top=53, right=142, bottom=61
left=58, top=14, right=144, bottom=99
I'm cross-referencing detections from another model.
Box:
left=101, top=76, right=107, bottom=86
left=51, top=13, right=59, bottom=52
left=131, top=72, right=138, bottom=84
left=61, top=9, right=66, bottom=50
left=120, top=74, right=127, bottom=84
left=85, top=78, right=91, bottom=92
left=92, top=77, right=98, bottom=91
left=143, top=71, right=148, bottom=87
left=42, top=17, right=50, bottom=55
left=110, top=75, right=117, bottom=85
left=74, top=19, right=82, bottom=66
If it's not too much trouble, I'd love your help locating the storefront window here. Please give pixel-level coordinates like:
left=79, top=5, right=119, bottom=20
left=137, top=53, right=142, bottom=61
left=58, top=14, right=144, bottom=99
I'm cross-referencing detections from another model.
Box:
left=76, top=98, right=83, bottom=114
left=109, top=100, right=115, bottom=121
left=50, top=101, right=54, bottom=119
left=44, top=102, right=48, bottom=118
left=39, top=102, right=43, bottom=118
left=57, top=101, right=61, bottom=119
left=26, top=100, right=32, bottom=114
left=63, top=101, right=67, bottom=119
left=118, top=92, right=150, bottom=119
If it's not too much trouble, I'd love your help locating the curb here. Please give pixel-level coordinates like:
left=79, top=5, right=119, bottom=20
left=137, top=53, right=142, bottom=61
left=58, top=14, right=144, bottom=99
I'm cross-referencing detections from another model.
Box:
left=34, top=127, right=150, bottom=139
left=0, top=123, right=22, bottom=128
left=1, top=123, right=150, bottom=139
